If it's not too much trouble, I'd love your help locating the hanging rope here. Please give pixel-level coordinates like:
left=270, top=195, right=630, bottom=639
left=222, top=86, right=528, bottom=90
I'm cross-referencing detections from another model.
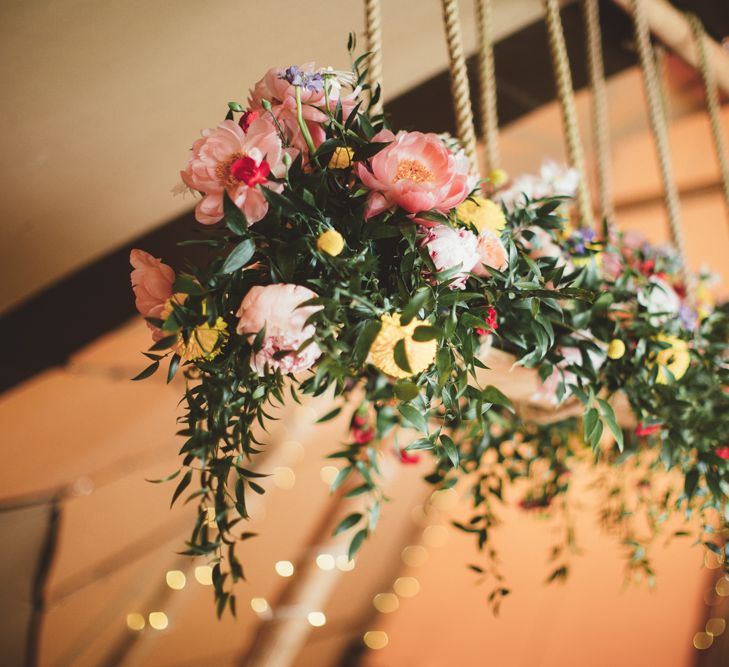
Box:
left=582, top=0, right=614, bottom=225
left=543, top=0, right=594, bottom=229
left=475, top=0, right=500, bottom=175
left=440, top=0, right=478, bottom=168
left=687, top=13, right=729, bottom=222
left=365, top=0, right=383, bottom=116
left=629, top=0, right=692, bottom=291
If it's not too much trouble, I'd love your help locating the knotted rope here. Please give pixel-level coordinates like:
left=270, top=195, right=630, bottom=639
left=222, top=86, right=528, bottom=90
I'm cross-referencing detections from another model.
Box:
left=440, top=0, right=478, bottom=168
left=582, top=0, right=614, bottom=224
left=543, top=0, right=594, bottom=229
left=475, top=0, right=500, bottom=175
left=365, top=0, right=383, bottom=116
left=629, top=0, right=692, bottom=292
left=687, top=12, right=729, bottom=223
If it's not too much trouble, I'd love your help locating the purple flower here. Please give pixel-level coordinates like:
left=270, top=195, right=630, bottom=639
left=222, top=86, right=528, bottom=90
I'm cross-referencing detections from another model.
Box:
left=279, top=66, right=324, bottom=93
left=679, top=304, right=698, bottom=331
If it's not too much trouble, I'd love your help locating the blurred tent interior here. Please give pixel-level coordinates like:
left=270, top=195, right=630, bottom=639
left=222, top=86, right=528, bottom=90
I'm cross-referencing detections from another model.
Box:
left=1, top=0, right=729, bottom=666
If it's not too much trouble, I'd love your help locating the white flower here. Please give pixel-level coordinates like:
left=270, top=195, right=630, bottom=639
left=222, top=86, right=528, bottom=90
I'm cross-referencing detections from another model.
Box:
left=637, top=276, right=681, bottom=325
left=422, top=224, right=480, bottom=289
left=539, top=159, right=579, bottom=197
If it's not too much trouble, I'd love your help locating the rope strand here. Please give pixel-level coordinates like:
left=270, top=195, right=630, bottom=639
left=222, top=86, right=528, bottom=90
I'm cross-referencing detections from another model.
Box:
left=475, top=0, right=500, bottom=175
left=687, top=13, right=729, bottom=223
left=543, top=0, right=594, bottom=229
left=440, top=0, right=478, bottom=168
left=629, top=0, right=692, bottom=292
left=365, top=0, right=383, bottom=116
left=582, top=0, right=614, bottom=224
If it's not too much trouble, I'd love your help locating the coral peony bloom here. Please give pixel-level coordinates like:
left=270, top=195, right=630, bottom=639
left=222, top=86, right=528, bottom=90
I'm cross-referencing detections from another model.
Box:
left=248, top=63, right=360, bottom=154
left=422, top=224, right=480, bottom=289
left=356, top=129, right=472, bottom=219
left=635, top=422, right=662, bottom=437
left=180, top=117, right=289, bottom=226
left=130, top=249, right=175, bottom=323
left=473, top=229, right=508, bottom=277
left=236, top=284, right=323, bottom=375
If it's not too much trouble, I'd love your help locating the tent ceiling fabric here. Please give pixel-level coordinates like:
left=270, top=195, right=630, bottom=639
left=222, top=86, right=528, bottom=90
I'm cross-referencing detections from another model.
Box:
left=0, top=0, right=547, bottom=316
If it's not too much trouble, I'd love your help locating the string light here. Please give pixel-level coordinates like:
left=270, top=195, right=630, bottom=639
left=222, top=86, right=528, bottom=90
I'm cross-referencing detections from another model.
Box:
left=401, top=545, right=428, bottom=567
left=319, top=466, right=339, bottom=485
left=250, top=597, right=270, bottom=614
left=430, top=488, right=458, bottom=511
left=715, top=576, right=729, bottom=596
left=126, top=613, right=145, bottom=631
left=422, top=524, right=449, bottom=547
left=273, top=466, right=296, bottom=490
left=194, top=565, right=213, bottom=586
left=165, top=570, right=186, bottom=590
left=363, top=630, right=389, bottom=649
left=707, top=618, right=726, bottom=636
left=275, top=560, right=295, bottom=577
left=316, top=554, right=335, bottom=571
left=372, top=593, right=399, bottom=613
left=148, top=612, right=169, bottom=630
left=393, top=577, right=420, bottom=598
left=693, top=632, right=713, bottom=649
left=281, top=440, right=305, bottom=464
left=335, top=555, right=355, bottom=571
left=307, top=611, right=326, bottom=627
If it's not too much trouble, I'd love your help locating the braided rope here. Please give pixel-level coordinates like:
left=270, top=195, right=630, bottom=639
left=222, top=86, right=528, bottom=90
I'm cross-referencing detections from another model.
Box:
left=543, top=0, right=594, bottom=229
left=440, top=0, right=478, bottom=168
left=582, top=0, right=614, bottom=224
left=688, top=13, right=729, bottom=222
left=475, top=0, right=500, bottom=175
left=365, top=0, right=383, bottom=116
left=629, top=0, right=692, bottom=291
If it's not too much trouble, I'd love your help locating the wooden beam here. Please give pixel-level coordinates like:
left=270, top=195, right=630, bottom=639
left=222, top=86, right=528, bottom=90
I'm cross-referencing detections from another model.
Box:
left=611, top=0, right=729, bottom=95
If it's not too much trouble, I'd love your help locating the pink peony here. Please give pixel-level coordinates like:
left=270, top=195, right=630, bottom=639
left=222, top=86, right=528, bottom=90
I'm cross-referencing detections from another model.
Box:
left=235, top=283, right=323, bottom=375
left=356, top=129, right=472, bottom=220
left=130, top=249, right=175, bottom=319
left=180, top=117, right=289, bottom=226
left=421, top=224, right=480, bottom=289
left=248, top=63, right=360, bottom=154
left=473, top=230, right=508, bottom=277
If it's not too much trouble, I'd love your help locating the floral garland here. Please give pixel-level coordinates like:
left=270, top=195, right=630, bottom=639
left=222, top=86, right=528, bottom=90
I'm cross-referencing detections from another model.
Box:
left=129, top=54, right=729, bottom=615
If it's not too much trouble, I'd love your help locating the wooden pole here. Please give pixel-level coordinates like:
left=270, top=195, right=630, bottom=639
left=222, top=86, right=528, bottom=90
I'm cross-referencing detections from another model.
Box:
left=611, top=0, right=729, bottom=96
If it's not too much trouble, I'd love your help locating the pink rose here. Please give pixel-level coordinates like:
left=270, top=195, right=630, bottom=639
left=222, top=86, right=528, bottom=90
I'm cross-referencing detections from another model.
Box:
left=473, top=230, right=508, bottom=277
left=130, top=249, right=175, bottom=342
left=248, top=63, right=360, bottom=154
left=422, top=224, right=480, bottom=289
left=236, top=284, right=323, bottom=375
left=356, top=129, right=472, bottom=220
left=180, top=117, right=290, bottom=226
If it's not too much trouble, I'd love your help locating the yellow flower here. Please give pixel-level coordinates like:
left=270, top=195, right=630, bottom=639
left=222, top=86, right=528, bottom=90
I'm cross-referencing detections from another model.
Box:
left=456, top=196, right=506, bottom=234
left=177, top=318, right=228, bottom=361
left=316, top=229, right=345, bottom=256
left=696, top=283, right=714, bottom=320
left=328, top=146, right=354, bottom=169
left=572, top=252, right=603, bottom=268
left=369, top=313, right=437, bottom=378
left=488, top=168, right=509, bottom=189
left=607, top=339, right=625, bottom=360
left=650, top=334, right=690, bottom=384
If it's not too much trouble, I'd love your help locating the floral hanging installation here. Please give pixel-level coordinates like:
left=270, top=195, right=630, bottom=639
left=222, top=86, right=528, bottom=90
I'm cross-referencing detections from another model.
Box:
left=130, top=51, right=729, bottom=615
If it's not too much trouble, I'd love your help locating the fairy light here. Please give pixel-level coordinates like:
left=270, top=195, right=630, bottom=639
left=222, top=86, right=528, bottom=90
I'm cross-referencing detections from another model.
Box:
left=430, top=488, right=458, bottom=511
left=273, top=466, right=296, bottom=490
left=422, top=524, right=449, bottom=548
left=250, top=597, right=269, bottom=614
left=704, top=550, right=723, bottom=569
left=707, top=618, right=726, bottom=636
left=363, top=630, right=389, bottom=649
left=126, top=613, right=145, bottom=631
left=393, top=577, right=420, bottom=598
left=693, top=632, right=713, bottom=649
left=335, top=555, right=355, bottom=571
left=315, top=554, right=335, bottom=571
left=275, top=560, right=295, bottom=577
left=715, top=576, right=729, bottom=596
left=148, top=612, right=169, bottom=630
left=282, top=440, right=305, bottom=464
left=165, top=570, right=186, bottom=590
left=194, top=565, right=213, bottom=586
left=401, top=545, right=428, bottom=567
left=319, top=466, right=339, bottom=485
left=372, top=593, right=399, bottom=614
left=307, top=611, right=326, bottom=627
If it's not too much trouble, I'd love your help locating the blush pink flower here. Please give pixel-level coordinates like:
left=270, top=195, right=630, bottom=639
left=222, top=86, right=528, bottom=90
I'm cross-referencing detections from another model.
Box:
left=473, top=230, right=508, bottom=277
left=248, top=63, right=360, bottom=154
left=235, top=284, right=323, bottom=375
left=180, top=117, right=289, bottom=226
left=129, top=249, right=176, bottom=342
left=421, top=224, right=480, bottom=289
left=356, top=129, right=472, bottom=220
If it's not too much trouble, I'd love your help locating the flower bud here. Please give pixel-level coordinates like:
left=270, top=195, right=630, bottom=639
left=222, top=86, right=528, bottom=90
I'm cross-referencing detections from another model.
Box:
left=316, top=229, right=345, bottom=256
left=607, top=339, right=626, bottom=360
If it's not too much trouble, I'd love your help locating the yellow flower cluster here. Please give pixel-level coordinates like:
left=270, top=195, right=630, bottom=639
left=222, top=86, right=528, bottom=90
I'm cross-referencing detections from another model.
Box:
left=316, top=229, right=345, bottom=256
left=456, top=196, right=505, bottom=234
left=161, top=293, right=228, bottom=362
left=369, top=313, right=437, bottom=378
left=651, top=334, right=690, bottom=384
left=328, top=146, right=354, bottom=169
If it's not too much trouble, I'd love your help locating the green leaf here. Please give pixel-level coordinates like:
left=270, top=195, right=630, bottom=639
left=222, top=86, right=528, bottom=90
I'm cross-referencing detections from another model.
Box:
left=597, top=399, right=624, bottom=451
left=334, top=512, right=362, bottom=536
left=413, top=325, right=440, bottom=341
left=684, top=468, right=699, bottom=499
left=441, top=434, right=459, bottom=468
left=330, top=466, right=352, bottom=492
left=166, top=353, right=181, bottom=384
left=221, top=238, right=255, bottom=273
left=131, top=360, right=159, bottom=381
left=583, top=407, right=599, bottom=444
left=394, top=380, right=420, bottom=401
left=481, top=386, right=514, bottom=413
left=353, top=320, right=381, bottom=365
left=393, top=339, right=412, bottom=374
left=401, top=287, right=429, bottom=325
left=171, top=470, right=192, bottom=507
left=316, top=406, right=342, bottom=423
left=398, top=404, right=428, bottom=434
left=348, top=528, right=368, bottom=560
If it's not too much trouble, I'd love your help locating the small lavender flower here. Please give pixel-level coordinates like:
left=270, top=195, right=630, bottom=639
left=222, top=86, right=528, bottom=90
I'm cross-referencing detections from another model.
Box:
left=279, top=66, right=324, bottom=93
left=679, top=304, right=698, bottom=331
